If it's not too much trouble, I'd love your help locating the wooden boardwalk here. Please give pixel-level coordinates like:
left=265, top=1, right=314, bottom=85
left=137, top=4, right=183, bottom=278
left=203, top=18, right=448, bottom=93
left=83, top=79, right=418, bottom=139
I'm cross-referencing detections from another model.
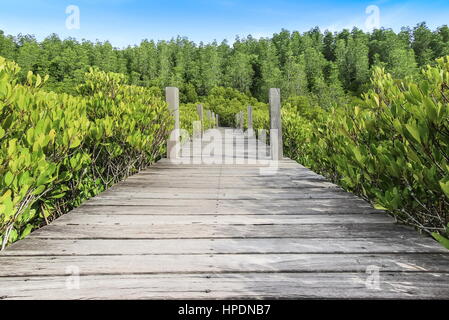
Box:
left=1, top=128, right=449, bottom=299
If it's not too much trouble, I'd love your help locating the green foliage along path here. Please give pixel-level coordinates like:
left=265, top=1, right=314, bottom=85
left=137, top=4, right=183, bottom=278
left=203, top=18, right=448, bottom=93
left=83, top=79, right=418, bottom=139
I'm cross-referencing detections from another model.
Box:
left=0, top=58, right=172, bottom=248
left=278, top=57, right=449, bottom=248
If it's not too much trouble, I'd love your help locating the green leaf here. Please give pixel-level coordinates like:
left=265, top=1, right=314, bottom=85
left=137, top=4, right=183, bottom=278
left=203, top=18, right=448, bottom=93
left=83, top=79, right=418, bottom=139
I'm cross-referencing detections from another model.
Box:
left=50, top=192, right=66, bottom=199
left=26, top=71, right=33, bottom=86
left=32, top=185, right=46, bottom=195
left=18, top=172, right=31, bottom=186
left=405, top=123, right=421, bottom=144
left=0, top=190, right=12, bottom=202
left=35, top=74, right=42, bottom=88
left=424, top=97, right=438, bottom=122
left=69, top=137, right=81, bottom=149
left=8, top=229, right=18, bottom=243
left=439, top=180, right=449, bottom=198
left=4, top=171, right=14, bottom=186
left=374, top=204, right=388, bottom=211
left=410, top=84, right=422, bottom=102
left=432, top=233, right=449, bottom=250
left=2, top=196, right=14, bottom=219
left=20, top=224, right=34, bottom=239
left=351, top=146, right=364, bottom=164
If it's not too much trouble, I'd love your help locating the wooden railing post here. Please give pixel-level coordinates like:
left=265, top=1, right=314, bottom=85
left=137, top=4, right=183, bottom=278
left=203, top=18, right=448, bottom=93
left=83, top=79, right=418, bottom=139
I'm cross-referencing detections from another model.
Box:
left=166, top=87, right=180, bottom=159
left=206, top=110, right=212, bottom=128
left=239, top=111, right=244, bottom=130
left=192, top=121, right=201, bottom=140
left=197, top=104, right=204, bottom=122
left=196, top=104, right=204, bottom=137
left=269, top=88, right=283, bottom=160
left=247, top=105, right=253, bottom=127
left=247, top=106, right=254, bottom=137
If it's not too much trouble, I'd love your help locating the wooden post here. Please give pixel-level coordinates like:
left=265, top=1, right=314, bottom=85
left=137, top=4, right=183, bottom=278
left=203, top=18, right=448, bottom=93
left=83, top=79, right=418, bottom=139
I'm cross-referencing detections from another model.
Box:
left=193, top=121, right=202, bottom=140
left=166, top=87, right=180, bottom=159
left=206, top=110, right=212, bottom=128
left=197, top=104, right=204, bottom=122
left=258, top=129, right=268, bottom=158
left=247, top=106, right=253, bottom=130
left=247, top=106, right=254, bottom=137
left=269, top=88, right=283, bottom=160
left=196, top=104, right=204, bottom=137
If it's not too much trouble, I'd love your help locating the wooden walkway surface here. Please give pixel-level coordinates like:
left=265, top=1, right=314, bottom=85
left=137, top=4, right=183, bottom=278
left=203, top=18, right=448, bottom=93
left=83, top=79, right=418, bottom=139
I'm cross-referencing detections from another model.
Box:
left=1, top=128, right=449, bottom=299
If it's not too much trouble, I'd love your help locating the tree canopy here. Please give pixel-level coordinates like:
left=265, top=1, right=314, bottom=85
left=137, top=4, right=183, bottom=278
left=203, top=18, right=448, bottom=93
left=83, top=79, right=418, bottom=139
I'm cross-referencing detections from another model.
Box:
left=1, top=23, right=448, bottom=101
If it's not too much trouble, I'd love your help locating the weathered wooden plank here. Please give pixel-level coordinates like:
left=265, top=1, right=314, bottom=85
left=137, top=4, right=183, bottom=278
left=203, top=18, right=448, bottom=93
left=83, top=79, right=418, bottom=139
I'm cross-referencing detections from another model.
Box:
left=3, top=238, right=445, bottom=256
left=1, top=272, right=449, bottom=300
left=100, top=187, right=347, bottom=196
left=69, top=204, right=382, bottom=215
left=114, top=176, right=338, bottom=184
left=27, top=223, right=418, bottom=240
left=85, top=198, right=221, bottom=207
left=93, top=190, right=356, bottom=200
left=138, top=173, right=320, bottom=178
left=142, top=165, right=312, bottom=170
left=148, top=163, right=303, bottom=169
left=217, top=198, right=373, bottom=207
left=1, top=253, right=449, bottom=277
left=137, top=168, right=327, bottom=178
left=52, top=213, right=395, bottom=225
left=139, top=169, right=320, bottom=175
left=113, top=179, right=338, bottom=189
left=83, top=198, right=375, bottom=214
left=135, top=173, right=327, bottom=179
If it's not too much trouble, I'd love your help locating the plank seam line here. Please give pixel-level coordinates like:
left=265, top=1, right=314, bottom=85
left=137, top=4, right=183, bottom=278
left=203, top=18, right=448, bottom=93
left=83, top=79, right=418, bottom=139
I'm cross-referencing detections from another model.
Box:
left=2, top=270, right=449, bottom=279
left=68, top=213, right=384, bottom=216
left=1, top=252, right=447, bottom=257
left=111, top=187, right=340, bottom=189
left=27, top=236, right=435, bottom=241
left=20, top=236, right=430, bottom=240
left=49, top=222, right=397, bottom=226
left=2, top=252, right=447, bottom=257
left=91, top=197, right=361, bottom=201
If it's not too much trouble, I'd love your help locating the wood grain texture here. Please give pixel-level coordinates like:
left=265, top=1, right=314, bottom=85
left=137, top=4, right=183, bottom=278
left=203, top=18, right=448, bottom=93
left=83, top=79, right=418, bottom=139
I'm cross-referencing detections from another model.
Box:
left=28, top=223, right=420, bottom=240
left=1, top=273, right=449, bottom=300
left=2, top=254, right=449, bottom=277
left=4, top=238, right=447, bottom=256
left=0, top=128, right=448, bottom=300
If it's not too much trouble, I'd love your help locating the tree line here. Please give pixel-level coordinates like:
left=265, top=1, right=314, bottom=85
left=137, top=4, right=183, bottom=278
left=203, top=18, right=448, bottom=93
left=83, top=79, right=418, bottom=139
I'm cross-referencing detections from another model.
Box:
left=0, top=22, right=448, bottom=102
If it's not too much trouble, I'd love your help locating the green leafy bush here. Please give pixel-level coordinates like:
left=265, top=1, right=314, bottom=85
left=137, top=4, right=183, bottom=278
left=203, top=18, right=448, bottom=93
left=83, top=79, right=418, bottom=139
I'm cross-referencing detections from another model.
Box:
left=180, top=103, right=215, bottom=137
left=203, top=87, right=266, bottom=127
left=0, top=59, right=171, bottom=248
left=283, top=56, right=449, bottom=247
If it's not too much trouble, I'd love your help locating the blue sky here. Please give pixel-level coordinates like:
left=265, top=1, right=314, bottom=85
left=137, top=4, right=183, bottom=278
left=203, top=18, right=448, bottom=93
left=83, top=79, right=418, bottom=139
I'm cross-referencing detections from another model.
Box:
left=0, top=0, right=448, bottom=47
